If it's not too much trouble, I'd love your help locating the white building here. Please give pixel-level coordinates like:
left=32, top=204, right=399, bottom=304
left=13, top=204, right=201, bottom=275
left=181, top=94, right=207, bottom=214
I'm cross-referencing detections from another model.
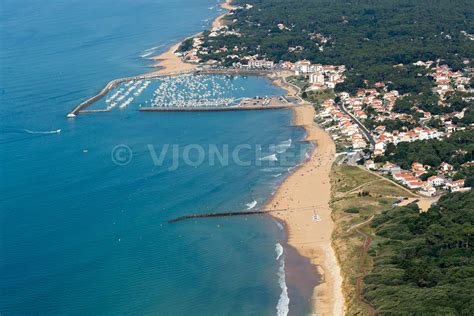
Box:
left=309, top=73, right=325, bottom=84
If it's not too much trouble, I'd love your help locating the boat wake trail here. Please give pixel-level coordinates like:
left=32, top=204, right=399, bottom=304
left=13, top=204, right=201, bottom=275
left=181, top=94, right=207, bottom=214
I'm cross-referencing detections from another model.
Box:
left=23, top=129, right=61, bottom=134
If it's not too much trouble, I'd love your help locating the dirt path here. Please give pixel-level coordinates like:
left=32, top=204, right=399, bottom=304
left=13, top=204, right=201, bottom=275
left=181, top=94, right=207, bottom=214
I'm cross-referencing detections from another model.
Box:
left=348, top=215, right=376, bottom=315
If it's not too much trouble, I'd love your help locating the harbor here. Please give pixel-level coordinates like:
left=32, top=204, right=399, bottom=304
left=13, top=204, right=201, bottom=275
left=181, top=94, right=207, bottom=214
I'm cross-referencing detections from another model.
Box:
left=67, top=71, right=302, bottom=117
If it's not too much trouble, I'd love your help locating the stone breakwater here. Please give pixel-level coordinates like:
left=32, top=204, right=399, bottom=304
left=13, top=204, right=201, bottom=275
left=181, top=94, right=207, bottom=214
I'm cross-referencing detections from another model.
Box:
left=66, top=70, right=194, bottom=117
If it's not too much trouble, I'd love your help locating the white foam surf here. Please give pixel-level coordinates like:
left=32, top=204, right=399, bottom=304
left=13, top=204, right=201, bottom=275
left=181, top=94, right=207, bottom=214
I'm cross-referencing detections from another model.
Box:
left=261, top=167, right=284, bottom=173
left=275, top=243, right=289, bottom=316
left=272, top=138, right=292, bottom=154
left=246, top=200, right=257, bottom=210
left=260, top=153, right=278, bottom=161
left=275, top=243, right=284, bottom=260
left=140, top=51, right=154, bottom=58
left=145, top=46, right=160, bottom=51
left=275, top=221, right=284, bottom=230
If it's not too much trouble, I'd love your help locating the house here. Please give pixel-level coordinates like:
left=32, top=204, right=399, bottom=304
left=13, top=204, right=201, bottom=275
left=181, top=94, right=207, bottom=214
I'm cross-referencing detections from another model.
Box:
left=419, top=183, right=437, bottom=197
left=400, top=174, right=418, bottom=185
left=247, top=59, right=274, bottom=69
left=374, top=149, right=384, bottom=156
left=365, top=160, right=376, bottom=170
left=407, top=180, right=423, bottom=189
left=294, top=60, right=312, bottom=75
left=381, top=162, right=400, bottom=173
left=392, top=173, right=405, bottom=182
left=375, top=141, right=386, bottom=152
left=411, top=162, right=425, bottom=171
left=414, top=170, right=427, bottom=177
left=445, top=179, right=465, bottom=191
left=439, top=162, right=454, bottom=172
left=389, top=165, right=402, bottom=174
left=428, top=175, right=445, bottom=187
left=309, top=73, right=325, bottom=84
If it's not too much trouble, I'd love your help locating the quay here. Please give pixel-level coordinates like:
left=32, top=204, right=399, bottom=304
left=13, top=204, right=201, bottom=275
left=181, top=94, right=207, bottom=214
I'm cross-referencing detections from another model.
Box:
left=196, top=68, right=274, bottom=76
left=139, top=96, right=297, bottom=112
left=138, top=104, right=294, bottom=112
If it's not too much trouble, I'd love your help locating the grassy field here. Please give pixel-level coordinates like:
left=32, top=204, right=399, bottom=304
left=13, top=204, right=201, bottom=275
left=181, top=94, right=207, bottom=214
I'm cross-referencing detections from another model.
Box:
left=287, top=76, right=310, bottom=91
left=330, top=165, right=416, bottom=315
left=305, top=89, right=335, bottom=105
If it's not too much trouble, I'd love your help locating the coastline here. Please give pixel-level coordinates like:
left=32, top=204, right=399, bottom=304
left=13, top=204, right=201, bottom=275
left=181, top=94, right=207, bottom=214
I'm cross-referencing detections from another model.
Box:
left=129, top=0, right=347, bottom=313
left=148, top=41, right=197, bottom=76
left=267, top=105, right=346, bottom=315
left=148, top=0, right=234, bottom=76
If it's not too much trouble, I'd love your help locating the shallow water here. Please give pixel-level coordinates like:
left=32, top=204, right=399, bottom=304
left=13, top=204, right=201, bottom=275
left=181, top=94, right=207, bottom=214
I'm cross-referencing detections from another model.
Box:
left=0, top=0, right=315, bottom=314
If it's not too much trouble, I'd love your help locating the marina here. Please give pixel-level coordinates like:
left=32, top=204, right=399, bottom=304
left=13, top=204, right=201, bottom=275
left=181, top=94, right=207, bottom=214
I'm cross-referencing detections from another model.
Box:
left=67, top=72, right=302, bottom=117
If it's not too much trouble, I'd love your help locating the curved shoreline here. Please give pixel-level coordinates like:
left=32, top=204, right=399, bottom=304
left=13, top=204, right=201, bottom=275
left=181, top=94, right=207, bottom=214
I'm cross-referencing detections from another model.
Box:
left=67, top=0, right=346, bottom=313
left=143, top=12, right=347, bottom=311
left=147, top=0, right=235, bottom=76
left=267, top=105, right=346, bottom=315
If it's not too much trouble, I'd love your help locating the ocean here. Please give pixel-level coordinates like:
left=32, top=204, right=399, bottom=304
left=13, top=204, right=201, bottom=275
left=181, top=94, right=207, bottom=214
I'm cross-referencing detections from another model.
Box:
left=0, top=0, right=315, bottom=314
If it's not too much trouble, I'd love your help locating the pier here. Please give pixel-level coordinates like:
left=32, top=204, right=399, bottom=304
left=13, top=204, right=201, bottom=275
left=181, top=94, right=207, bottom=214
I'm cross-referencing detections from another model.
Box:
left=139, top=104, right=294, bottom=112
left=196, top=68, right=274, bottom=76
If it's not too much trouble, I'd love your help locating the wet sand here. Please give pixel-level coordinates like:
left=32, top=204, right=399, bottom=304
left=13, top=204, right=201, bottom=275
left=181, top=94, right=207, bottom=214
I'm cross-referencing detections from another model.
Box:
left=143, top=1, right=346, bottom=313
left=267, top=105, right=346, bottom=315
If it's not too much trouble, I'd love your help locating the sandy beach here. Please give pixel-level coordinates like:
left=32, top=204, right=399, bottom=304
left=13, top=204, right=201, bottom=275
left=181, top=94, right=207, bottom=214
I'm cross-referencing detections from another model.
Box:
left=267, top=105, right=346, bottom=315
left=213, top=0, right=235, bottom=28
left=148, top=42, right=197, bottom=76
left=145, top=0, right=346, bottom=313
left=148, top=0, right=234, bottom=76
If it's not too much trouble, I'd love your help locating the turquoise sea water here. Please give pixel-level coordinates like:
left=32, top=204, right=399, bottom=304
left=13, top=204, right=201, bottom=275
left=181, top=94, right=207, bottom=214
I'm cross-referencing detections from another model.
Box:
left=0, top=0, right=315, bottom=314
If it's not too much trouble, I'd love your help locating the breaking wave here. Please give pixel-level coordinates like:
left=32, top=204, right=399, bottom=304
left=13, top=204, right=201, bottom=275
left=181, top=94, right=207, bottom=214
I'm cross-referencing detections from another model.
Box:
left=260, top=153, right=278, bottom=161
left=271, top=139, right=292, bottom=154
left=275, top=243, right=289, bottom=316
left=140, top=51, right=154, bottom=58
left=246, top=200, right=257, bottom=210
left=275, top=243, right=284, bottom=260
left=275, top=221, right=284, bottom=230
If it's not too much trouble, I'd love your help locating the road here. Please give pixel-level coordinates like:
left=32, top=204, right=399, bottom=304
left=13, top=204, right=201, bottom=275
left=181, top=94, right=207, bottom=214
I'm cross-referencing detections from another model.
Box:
left=337, top=102, right=375, bottom=148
